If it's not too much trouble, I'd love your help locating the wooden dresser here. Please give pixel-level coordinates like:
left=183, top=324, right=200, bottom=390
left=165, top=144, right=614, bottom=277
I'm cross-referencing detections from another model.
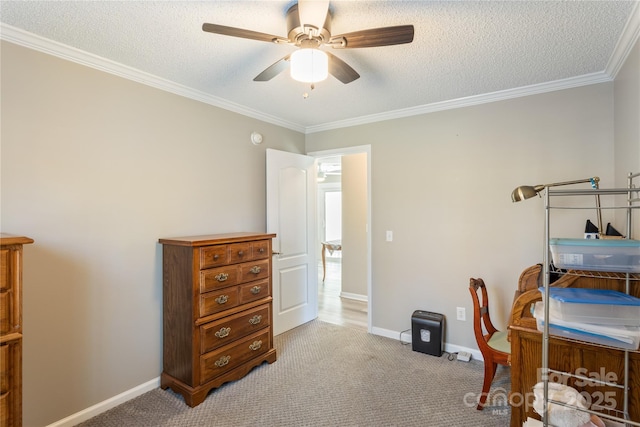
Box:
left=0, top=233, right=33, bottom=427
left=509, top=270, right=640, bottom=426
left=159, top=232, right=277, bottom=407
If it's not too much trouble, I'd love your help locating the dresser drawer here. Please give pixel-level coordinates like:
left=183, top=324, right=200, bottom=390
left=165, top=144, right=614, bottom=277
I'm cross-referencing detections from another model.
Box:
left=0, top=291, right=11, bottom=336
left=0, top=250, right=9, bottom=291
left=239, top=279, right=270, bottom=304
left=200, top=288, right=240, bottom=317
left=200, top=265, right=240, bottom=293
left=0, top=339, right=17, bottom=427
left=0, top=390, right=9, bottom=427
left=252, top=240, right=270, bottom=260
left=0, top=249, right=10, bottom=336
left=200, top=304, right=271, bottom=354
left=229, top=242, right=252, bottom=264
left=200, top=245, right=229, bottom=269
left=0, top=344, right=8, bottom=393
left=200, top=329, right=271, bottom=384
left=238, top=259, right=269, bottom=283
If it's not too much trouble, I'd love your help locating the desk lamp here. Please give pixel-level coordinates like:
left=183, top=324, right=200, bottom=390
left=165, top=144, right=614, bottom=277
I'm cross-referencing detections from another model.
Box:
left=511, top=176, right=602, bottom=236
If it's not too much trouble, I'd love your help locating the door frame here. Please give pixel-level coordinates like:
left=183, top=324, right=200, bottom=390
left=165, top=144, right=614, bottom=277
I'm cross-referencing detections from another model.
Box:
left=308, top=145, right=372, bottom=333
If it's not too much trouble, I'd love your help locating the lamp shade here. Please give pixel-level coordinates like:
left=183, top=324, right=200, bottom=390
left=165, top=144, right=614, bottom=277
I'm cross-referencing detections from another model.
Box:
left=511, top=177, right=600, bottom=202
left=290, top=48, right=328, bottom=83
left=511, top=176, right=603, bottom=235
left=511, top=185, right=545, bottom=202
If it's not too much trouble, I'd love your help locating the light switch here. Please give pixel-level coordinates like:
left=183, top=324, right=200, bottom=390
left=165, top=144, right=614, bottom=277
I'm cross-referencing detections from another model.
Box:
left=386, top=230, right=393, bottom=242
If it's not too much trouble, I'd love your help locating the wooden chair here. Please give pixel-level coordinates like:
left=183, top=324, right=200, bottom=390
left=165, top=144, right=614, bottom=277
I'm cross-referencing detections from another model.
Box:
left=469, top=277, right=511, bottom=410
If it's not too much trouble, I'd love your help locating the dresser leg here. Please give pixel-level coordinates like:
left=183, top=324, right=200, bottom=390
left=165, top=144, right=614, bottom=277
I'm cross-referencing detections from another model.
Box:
left=160, top=373, right=205, bottom=407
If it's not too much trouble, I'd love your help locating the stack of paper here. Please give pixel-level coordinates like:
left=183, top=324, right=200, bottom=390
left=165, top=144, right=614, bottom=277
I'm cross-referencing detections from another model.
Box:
left=533, top=301, right=640, bottom=350
left=523, top=415, right=624, bottom=426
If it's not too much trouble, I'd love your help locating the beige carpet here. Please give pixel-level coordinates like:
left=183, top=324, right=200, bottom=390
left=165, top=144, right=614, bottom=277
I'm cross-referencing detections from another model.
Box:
left=78, top=320, right=511, bottom=426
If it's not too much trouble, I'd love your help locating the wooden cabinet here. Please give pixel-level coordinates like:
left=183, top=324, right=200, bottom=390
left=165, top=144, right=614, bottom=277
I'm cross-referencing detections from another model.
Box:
left=159, top=232, right=277, bottom=407
left=509, top=271, right=640, bottom=426
left=510, top=325, right=640, bottom=426
left=0, top=233, right=33, bottom=427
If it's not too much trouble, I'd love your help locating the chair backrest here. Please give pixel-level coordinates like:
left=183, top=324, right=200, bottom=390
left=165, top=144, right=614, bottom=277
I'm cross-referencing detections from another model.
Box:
left=469, top=278, right=498, bottom=353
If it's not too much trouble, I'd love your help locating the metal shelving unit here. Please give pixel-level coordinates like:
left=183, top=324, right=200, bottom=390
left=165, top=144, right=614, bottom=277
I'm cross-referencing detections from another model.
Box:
left=541, top=172, right=640, bottom=427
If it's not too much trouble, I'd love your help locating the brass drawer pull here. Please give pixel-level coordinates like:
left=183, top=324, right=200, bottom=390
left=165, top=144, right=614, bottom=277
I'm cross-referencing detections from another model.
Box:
left=249, top=266, right=261, bottom=274
left=238, top=250, right=244, bottom=257
left=215, top=327, right=231, bottom=338
left=258, top=247, right=265, bottom=253
left=213, top=254, right=219, bottom=260
left=249, top=340, right=262, bottom=351
left=249, top=315, right=262, bottom=325
left=214, top=355, right=231, bottom=367
left=214, top=273, right=229, bottom=282
left=250, top=285, right=261, bottom=295
left=215, top=295, right=229, bottom=304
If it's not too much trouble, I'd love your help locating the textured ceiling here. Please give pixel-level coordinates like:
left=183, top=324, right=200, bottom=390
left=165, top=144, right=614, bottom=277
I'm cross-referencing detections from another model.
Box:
left=1, top=1, right=638, bottom=133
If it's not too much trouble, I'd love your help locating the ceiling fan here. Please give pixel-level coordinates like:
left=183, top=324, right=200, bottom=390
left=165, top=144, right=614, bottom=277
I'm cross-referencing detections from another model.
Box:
left=202, top=0, right=414, bottom=85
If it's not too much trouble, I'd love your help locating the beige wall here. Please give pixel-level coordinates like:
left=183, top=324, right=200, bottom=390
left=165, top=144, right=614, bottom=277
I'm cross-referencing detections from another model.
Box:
left=614, top=37, right=640, bottom=235
left=306, top=83, right=620, bottom=347
left=1, top=41, right=305, bottom=426
left=341, top=153, right=368, bottom=297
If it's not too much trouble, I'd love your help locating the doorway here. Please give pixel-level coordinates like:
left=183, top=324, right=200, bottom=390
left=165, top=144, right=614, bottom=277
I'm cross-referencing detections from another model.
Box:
left=317, top=161, right=342, bottom=289
left=309, top=146, right=371, bottom=332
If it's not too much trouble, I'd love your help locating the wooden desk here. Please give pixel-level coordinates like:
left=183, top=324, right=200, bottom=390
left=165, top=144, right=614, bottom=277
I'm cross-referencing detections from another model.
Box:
left=321, top=240, right=341, bottom=282
left=508, top=271, right=640, bottom=427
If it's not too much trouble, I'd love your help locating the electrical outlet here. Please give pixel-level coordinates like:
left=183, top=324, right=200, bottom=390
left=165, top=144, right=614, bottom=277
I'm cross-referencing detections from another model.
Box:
left=456, top=307, right=466, bottom=321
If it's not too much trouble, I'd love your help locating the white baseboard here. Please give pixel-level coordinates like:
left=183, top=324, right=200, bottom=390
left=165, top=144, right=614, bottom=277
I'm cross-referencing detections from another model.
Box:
left=339, top=291, right=368, bottom=302
left=46, top=377, right=160, bottom=427
left=371, top=325, right=408, bottom=341
left=371, top=326, right=483, bottom=361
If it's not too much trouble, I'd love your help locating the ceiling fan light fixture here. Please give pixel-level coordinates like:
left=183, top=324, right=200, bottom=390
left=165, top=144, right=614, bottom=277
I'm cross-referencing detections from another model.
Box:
left=290, top=48, right=328, bottom=83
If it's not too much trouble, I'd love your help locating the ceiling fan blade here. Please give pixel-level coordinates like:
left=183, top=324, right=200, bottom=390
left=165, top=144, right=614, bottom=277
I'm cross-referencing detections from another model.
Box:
left=202, top=23, right=286, bottom=43
left=253, top=55, right=291, bottom=81
left=297, top=0, right=330, bottom=31
left=326, top=52, right=360, bottom=84
left=330, top=25, right=414, bottom=48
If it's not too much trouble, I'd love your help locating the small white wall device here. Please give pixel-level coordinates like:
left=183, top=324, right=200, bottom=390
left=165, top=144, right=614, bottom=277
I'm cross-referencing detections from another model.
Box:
left=250, top=131, right=263, bottom=145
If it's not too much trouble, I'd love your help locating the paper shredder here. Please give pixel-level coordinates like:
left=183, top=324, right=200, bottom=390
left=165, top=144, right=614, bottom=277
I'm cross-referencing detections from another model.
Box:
left=411, top=310, right=444, bottom=356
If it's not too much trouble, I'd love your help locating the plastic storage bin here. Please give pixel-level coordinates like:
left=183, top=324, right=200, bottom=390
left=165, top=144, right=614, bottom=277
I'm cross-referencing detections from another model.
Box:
left=549, top=238, right=640, bottom=273
left=540, top=287, right=640, bottom=326
left=533, top=301, right=640, bottom=350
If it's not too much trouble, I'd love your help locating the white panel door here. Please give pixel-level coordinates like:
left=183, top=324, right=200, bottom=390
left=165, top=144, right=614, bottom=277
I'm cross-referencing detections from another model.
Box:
left=266, top=149, right=317, bottom=335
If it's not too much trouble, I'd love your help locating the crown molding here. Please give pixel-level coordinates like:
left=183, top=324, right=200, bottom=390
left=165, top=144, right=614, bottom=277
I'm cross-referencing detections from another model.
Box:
left=307, top=1, right=640, bottom=134
left=0, top=23, right=306, bottom=133
left=304, top=72, right=613, bottom=134
left=606, top=1, right=640, bottom=78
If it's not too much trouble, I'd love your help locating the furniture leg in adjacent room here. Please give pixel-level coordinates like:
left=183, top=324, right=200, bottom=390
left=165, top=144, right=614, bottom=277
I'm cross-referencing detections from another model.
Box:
left=321, top=240, right=341, bottom=282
